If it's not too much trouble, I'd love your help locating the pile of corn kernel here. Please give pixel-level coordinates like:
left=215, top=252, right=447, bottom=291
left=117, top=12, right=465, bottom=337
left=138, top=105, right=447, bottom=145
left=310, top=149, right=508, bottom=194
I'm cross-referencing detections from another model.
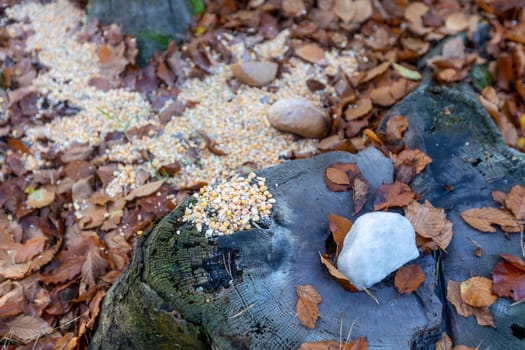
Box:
left=183, top=173, right=275, bottom=237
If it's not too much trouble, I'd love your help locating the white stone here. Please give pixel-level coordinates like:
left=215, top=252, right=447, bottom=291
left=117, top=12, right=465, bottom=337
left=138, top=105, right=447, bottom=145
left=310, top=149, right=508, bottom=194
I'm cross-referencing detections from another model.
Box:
left=337, top=212, right=419, bottom=290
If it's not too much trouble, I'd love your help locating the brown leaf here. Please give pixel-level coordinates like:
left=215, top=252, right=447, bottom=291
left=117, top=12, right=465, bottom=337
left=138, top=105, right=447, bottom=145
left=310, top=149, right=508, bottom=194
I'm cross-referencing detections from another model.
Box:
left=324, top=162, right=361, bottom=192
left=320, top=254, right=358, bottom=292
left=492, top=254, right=525, bottom=301
left=40, top=256, right=86, bottom=284
left=53, top=332, right=79, bottom=350
left=4, top=315, right=53, bottom=342
left=445, top=12, right=469, bottom=34
left=393, top=149, right=432, bottom=174
left=447, top=280, right=495, bottom=327
left=124, top=180, right=165, bottom=201
left=295, top=43, right=326, bottom=64
left=394, top=264, right=426, bottom=294
left=296, top=284, right=322, bottom=328
left=333, top=0, right=356, bottom=24
left=357, top=61, right=391, bottom=85
left=385, top=115, right=409, bottom=141
left=86, top=290, right=106, bottom=329
left=80, top=246, right=109, bottom=293
left=299, top=336, right=368, bottom=350
left=328, top=214, right=352, bottom=257
left=505, top=185, right=525, bottom=220
left=14, top=236, right=47, bottom=264
left=345, top=98, right=372, bottom=120
left=326, top=167, right=350, bottom=185
left=26, top=187, right=55, bottom=209
left=352, top=175, right=369, bottom=214
left=460, top=207, right=521, bottom=233
left=0, top=281, right=25, bottom=318
left=373, top=182, right=415, bottom=210
left=435, top=333, right=452, bottom=350
left=491, top=190, right=506, bottom=206
left=405, top=200, right=452, bottom=251
left=460, top=276, right=497, bottom=307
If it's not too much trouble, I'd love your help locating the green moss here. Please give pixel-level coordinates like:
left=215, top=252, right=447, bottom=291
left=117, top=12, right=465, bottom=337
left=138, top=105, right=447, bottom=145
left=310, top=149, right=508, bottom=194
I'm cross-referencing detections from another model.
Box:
left=138, top=28, right=172, bottom=51
left=189, top=0, right=205, bottom=15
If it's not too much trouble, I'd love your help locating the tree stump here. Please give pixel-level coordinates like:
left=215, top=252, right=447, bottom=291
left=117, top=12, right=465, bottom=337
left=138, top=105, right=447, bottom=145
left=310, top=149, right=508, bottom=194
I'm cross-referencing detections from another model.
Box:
left=91, top=77, right=525, bottom=350
left=88, top=0, right=199, bottom=64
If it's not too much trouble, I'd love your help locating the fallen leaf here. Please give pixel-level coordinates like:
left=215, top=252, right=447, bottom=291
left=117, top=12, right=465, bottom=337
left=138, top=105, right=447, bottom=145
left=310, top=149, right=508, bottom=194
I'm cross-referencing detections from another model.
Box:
left=4, top=315, right=53, bottom=342
left=296, top=284, right=322, bottom=328
left=492, top=254, right=525, bottom=301
left=328, top=214, right=352, bottom=257
left=80, top=246, right=109, bottom=294
left=393, top=63, right=422, bottom=80
left=435, top=333, right=452, bottom=350
left=393, top=149, right=432, bottom=174
left=295, top=43, right=326, bottom=64
left=460, top=276, right=497, bottom=307
left=394, top=264, right=426, bottom=294
left=299, top=336, right=368, bottom=350
left=320, top=253, right=358, bottom=292
left=53, top=332, right=79, bottom=350
left=385, top=115, right=409, bottom=141
left=324, top=162, right=361, bottom=192
left=491, top=190, right=506, bottom=206
left=345, top=98, right=372, bottom=120
left=26, top=187, right=55, bottom=209
left=0, top=281, right=25, bottom=318
left=405, top=200, right=453, bottom=251
left=460, top=207, right=521, bottom=232
left=124, top=180, right=165, bottom=201
left=14, top=236, right=47, bottom=264
left=505, top=185, right=525, bottom=220
left=357, top=61, right=391, bottom=85
left=40, top=256, right=86, bottom=284
left=326, top=167, right=350, bottom=185
left=447, top=280, right=495, bottom=327
left=352, top=175, right=369, bottom=214
left=445, top=12, right=469, bottom=34
left=333, top=0, right=356, bottom=24
left=373, top=182, right=415, bottom=210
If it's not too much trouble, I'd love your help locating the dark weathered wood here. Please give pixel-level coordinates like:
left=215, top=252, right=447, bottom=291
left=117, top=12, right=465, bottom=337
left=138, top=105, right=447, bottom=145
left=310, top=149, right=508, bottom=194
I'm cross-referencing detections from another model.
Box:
left=379, top=82, right=525, bottom=349
left=88, top=0, right=196, bottom=64
left=91, top=148, right=444, bottom=349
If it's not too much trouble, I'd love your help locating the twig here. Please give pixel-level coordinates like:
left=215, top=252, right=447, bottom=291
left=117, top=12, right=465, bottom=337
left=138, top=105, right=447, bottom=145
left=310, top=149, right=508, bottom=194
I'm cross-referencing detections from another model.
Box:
left=229, top=302, right=257, bottom=319
left=363, top=287, right=379, bottom=304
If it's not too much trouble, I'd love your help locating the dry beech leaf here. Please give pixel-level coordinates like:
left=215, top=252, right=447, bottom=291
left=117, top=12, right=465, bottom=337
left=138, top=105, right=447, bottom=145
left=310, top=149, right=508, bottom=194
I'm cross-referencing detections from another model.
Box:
left=328, top=214, right=352, bottom=256
left=320, top=253, right=358, bottom=292
left=5, top=315, right=53, bottom=342
left=404, top=2, right=429, bottom=24
left=324, top=162, right=361, bottom=192
left=505, top=185, right=525, bottom=220
left=299, top=336, right=368, bottom=350
left=405, top=200, right=452, bottom=251
left=39, top=256, right=86, bottom=284
left=435, top=333, right=452, bottom=350
left=353, top=175, right=369, bottom=214
left=460, top=207, right=521, bottom=233
left=27, top=187, right=55, bottom=209
left=447, top=280, right=495, bottom=327
left=333, top=0, right=356, bottom=24
left=295, top=43, right=326, bottom=64
left=14, top=236, right=47, bottom=264
left=460, top=276, right=497, bottom=307
left=296, top=284, right=322, bottom=329
left=394, top=264, right=426, bottom=294
left=445, top=12, right=469, bottom=34
left=358, top=61, right=391, bottom=84
left=386, top=115, right=409, bottom=141
left=326, top=167, right=350, bottom=185
left=491, top=190, right=506, bottom=206
left=373, top=182, right=415, bottom=210
left=393, top=149, right=432, bottom=174
left=492, top=254, right=525, bottom=301
left=345, top=98, right=372, bottom=120
left=124, top=180, right=165, bottom=201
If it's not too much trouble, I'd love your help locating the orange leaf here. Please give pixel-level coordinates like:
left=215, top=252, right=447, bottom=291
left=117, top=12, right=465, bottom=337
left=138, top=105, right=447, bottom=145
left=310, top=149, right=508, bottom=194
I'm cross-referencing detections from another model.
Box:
left=405, top=200, right=453, bottom=251
left=459, top=276, right=497, bottom=307
left=299, top=336, right=368, bottom=350
left=385, top=115, right=409, bottom=141
left=295, top=43, right=326, bottom=64
left=492, top=254, right=525, bottom=301
left=296, top=284, right=322, bottom=328
left=460, top=207, right=521, bottom=233
left=324, top=162, right=361, bottom=192
left=328, top=214, right=352, bottom=256
left=447, top=280, right=495, bottom=327
left=373, top=182, right=415, bottom=210
left=505, top=185, right=525, bottom=220
left=326, top=167, right=350, bottom=185
left=394, top=264, right=426, bottom=294
left=320, top=254, right=358, bottom=292
left=124, top=180, right=165, bottom=201
left=392, top=149, right=432, bottom=174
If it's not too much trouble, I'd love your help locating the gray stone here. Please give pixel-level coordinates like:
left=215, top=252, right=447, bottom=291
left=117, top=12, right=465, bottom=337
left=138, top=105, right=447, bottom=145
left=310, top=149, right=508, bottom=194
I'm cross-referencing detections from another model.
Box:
left=337, top=212, right=419, bottom=290
left=268, top=98, right=329, bottom=138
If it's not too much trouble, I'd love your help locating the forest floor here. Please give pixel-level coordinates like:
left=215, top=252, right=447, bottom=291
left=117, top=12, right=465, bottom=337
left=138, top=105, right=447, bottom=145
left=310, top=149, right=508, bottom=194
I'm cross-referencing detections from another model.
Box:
left=0, top=0, right=525, bottom=349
